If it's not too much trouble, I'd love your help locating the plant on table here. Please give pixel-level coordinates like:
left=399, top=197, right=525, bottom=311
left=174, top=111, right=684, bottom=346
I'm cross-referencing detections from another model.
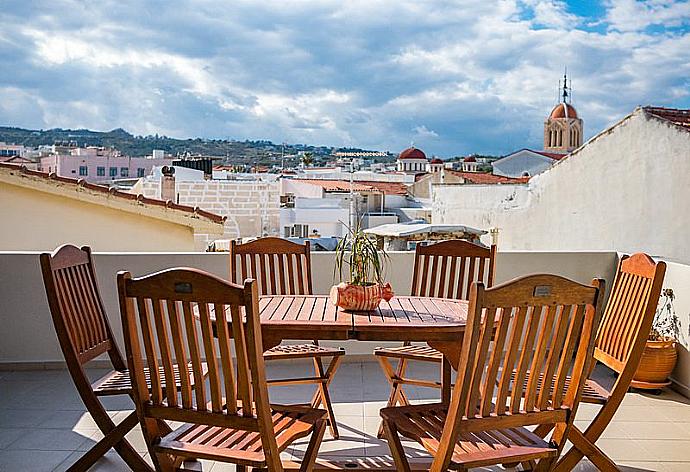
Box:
left=331, top=220, right=393, bottom=311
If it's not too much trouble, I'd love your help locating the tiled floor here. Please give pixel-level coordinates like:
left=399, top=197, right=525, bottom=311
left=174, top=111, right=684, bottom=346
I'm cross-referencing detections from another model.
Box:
left=1, top=361, right=689, bottom=471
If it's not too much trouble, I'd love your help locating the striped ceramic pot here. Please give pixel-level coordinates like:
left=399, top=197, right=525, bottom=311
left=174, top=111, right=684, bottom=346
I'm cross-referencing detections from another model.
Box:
left=330, top=282, right=385, bottom=312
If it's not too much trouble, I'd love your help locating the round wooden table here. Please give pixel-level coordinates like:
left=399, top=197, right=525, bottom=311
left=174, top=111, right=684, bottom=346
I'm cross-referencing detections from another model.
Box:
left=257, top=294, right=468, bottom=403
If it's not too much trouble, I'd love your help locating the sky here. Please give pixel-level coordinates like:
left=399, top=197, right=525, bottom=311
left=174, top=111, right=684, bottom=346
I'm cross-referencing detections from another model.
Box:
left=1, top=1, right=689, bottom=157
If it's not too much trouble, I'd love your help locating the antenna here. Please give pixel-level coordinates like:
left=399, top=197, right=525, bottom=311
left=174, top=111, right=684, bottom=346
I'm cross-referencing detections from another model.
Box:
left=562, top=67, right=569, bottom=103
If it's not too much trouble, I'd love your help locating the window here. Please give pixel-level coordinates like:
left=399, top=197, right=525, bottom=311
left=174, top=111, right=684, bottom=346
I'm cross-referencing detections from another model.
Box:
left=109, top=167, right=118, bottom=177
left=120, top=167, right=129, bottom=177
left=97, top=167, right=105, bottom=176
left=137, top=168, right=145, bottom=177
left=79, top=166, right=88, bottom=176
left=284, top=224, right=309, bottom=238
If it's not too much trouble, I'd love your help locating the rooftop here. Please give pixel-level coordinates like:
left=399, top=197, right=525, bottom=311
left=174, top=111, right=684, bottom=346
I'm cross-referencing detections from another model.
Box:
left=645, top=106, right=690, bottom=131
left=0, top=162, right=226, bottom=229
left=446, top=169, right=530, bottom=184
left=292, top=179, right=409, bottom=195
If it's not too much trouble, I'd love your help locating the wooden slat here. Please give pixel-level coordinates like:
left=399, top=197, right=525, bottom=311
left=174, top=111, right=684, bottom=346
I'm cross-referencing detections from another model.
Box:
left=214, top=303, right=238, bottom=414
left=152, top=299, right=178, bottom=406
left=198, top=302, right=223, bottom=413
left=167, top=300, right=193, bottom=409
left=182, top=301, right=206, bottom=411
left=137, top=297, right=163, bottom=405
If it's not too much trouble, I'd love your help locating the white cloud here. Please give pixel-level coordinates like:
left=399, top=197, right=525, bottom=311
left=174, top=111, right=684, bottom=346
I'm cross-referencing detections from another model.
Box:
left=605, top=0, right=690, bottom=32
left=0, top=0, right=688, bottom=155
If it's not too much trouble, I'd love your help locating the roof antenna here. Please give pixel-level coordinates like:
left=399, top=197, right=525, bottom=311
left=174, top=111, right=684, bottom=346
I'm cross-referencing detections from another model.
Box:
left=562, top=67, right=569, bottom=104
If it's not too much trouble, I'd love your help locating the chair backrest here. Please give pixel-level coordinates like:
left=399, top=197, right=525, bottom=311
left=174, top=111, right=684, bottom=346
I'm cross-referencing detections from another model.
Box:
left=411, top=239, right=496, bottom=299
left=434, top=274, right=604, bottom=468
left=118, top=269, right=281, bottom=466
left=594, top=253, right=666, bottom=376
left=40, top=244, right=124, bottom=369
left=230, top=237, right=312, bottom=296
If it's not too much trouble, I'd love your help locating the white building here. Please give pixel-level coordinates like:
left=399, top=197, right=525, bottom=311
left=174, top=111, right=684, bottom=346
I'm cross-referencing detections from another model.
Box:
left=433, top=106, right=690, bottom=263
left=133, top=166, right=280, bottom=245
left=396, top=147, right=429, bottom=173
left=491, top=148, right=565, bottom=178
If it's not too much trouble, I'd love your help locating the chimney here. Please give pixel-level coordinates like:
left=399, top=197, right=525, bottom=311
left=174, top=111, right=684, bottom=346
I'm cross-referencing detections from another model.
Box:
left=160, top=166, right=176, bottom=202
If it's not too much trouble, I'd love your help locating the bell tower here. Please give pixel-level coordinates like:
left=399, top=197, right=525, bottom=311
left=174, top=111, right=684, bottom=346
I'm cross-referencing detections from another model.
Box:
left=544, top=71, right=583, bottom=153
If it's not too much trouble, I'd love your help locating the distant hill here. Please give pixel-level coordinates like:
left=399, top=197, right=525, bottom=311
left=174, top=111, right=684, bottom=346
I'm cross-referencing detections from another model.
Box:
left=0, top=126, right=392, bottom=167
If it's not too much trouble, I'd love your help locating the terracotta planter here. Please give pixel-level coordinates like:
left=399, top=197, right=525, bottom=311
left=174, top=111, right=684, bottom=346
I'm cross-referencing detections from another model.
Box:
left=631, top=339, right=677, bottom=389
left=330, top=282, right=394, bottom=312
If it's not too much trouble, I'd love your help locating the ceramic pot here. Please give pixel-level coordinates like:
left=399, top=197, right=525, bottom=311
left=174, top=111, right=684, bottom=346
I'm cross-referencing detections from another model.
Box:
left=330, top=282, right=394, bottom=311
left=631, top=339, right=677, bottom=389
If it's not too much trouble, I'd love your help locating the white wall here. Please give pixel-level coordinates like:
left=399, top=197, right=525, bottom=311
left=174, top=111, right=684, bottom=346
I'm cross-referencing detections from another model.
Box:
left=139, top=179, right=281, bottom=240
left=660, top=260, right=690, bottom=396
left=434, top=109, right=690, bottom=263
left=0, top=250, right=616, bottom=365
left=491, top=150, right=554, bottom=177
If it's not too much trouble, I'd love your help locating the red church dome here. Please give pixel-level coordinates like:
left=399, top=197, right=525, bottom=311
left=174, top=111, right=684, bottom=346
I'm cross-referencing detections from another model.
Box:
left=463, top=156, right=477, bottom=162
left=549, top=103, right=578, bottom=119
left=398, top=147, right=427, bottom=160
left=430, top=158, right=443, bottom=164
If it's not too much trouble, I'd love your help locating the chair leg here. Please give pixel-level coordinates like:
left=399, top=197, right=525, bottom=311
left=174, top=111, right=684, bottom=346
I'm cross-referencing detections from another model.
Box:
left=310, top=355, right=342, bottom=439
left=68, top=410, right=150, bottom=472
left=376, top=356, right=411, bottom=438
left=382, top=419, right=412, bottom=472
left=300, top=418, right=327, bottom=472
left=554, top=425, right=619, bottom=472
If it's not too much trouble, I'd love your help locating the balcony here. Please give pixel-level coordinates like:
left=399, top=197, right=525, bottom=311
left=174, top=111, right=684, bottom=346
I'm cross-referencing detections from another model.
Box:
left=1, top=250, right=689, bottom=470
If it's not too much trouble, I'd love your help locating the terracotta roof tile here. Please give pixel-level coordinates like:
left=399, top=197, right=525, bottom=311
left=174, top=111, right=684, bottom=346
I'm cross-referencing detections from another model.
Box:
left=446, top=170, right=529, bottom=184
left=293, top=179, right=408, bottom=195
left=644, top=106, right=690, bottom=131
left=0, top=162, right=226, bottom=224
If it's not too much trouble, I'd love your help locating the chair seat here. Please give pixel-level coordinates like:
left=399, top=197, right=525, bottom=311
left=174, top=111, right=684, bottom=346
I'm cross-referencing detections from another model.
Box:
left=508, top=371, right=609, bottom=405
left=380, top=403, right=557, bottom=469
left=374, top=345, right=443, bottom=363
left=155, top=405, right=326, bottom=466
left=264, top=344, right=345, bottom=361
left=92, top=362, right=208, bottom=396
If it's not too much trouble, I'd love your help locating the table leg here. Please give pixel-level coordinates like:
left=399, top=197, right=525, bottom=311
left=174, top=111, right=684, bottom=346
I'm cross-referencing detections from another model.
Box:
left=441, top=356, right=451, bottom=405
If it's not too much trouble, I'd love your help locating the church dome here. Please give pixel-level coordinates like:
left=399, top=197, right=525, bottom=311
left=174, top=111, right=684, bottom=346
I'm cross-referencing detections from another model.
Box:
left=549, top=103, right=578, bottom=119
left=399, top=147, right=427, bottom=160
left=463, top=156, right=477, bottom=162
left=430, top=158, right=443, bottom=164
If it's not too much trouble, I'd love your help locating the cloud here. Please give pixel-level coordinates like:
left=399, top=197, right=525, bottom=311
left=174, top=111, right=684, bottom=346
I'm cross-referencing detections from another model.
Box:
left=0, top=0, right=688, bottom=156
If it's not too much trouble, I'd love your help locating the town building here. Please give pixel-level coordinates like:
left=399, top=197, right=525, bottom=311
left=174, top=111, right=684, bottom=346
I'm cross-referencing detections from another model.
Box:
left=491, top=148, right=566, bottom=178
left=544, top=74, right=583, bottom=154
left=39, top=147, right=172, bottom=183
left=280, top=178, right=408, bottom=237
left=493, top=73, right=583, bottom=178
left=0, top=162, right=224, bottom=251
left=396, top=147, right=428, bottom=173
left=133, top=166, right=281, bottom=242
left=433, top=106, right=690, bottom=262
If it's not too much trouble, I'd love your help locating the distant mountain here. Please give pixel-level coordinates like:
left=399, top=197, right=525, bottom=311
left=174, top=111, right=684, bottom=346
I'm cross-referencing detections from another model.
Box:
left=0, top=126, right=392, bottom=167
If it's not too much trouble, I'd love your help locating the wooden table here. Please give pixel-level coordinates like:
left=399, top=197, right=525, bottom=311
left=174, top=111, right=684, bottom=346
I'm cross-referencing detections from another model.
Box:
left=258, top=294, right=468, bottom=403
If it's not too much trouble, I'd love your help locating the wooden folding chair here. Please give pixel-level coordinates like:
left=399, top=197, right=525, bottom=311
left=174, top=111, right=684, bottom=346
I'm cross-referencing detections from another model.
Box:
left=40, top=245, right=204, bottom=471
left=527, top=253, right=665, bottom=472
left=381, top=274, right=605, bottom=472
left=231, top=237, right=344, bottom=438
left=374, top=240, right=496, bottom=419
left=118, top=268, right=327, bottom=472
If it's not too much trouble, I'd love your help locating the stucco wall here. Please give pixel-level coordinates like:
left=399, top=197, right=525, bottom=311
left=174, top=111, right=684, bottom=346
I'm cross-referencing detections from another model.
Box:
left=433, top=109, right=690, bottom=263
left=0, top=183, right=195, bottom=251
left=140, top=179, right=280, bottom=239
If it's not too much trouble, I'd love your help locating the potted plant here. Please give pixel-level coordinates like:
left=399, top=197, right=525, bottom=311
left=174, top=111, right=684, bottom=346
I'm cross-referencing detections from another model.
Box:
left=330, top=220, right=393, bottom=311
left=632, top=288, right=680, bottom=389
